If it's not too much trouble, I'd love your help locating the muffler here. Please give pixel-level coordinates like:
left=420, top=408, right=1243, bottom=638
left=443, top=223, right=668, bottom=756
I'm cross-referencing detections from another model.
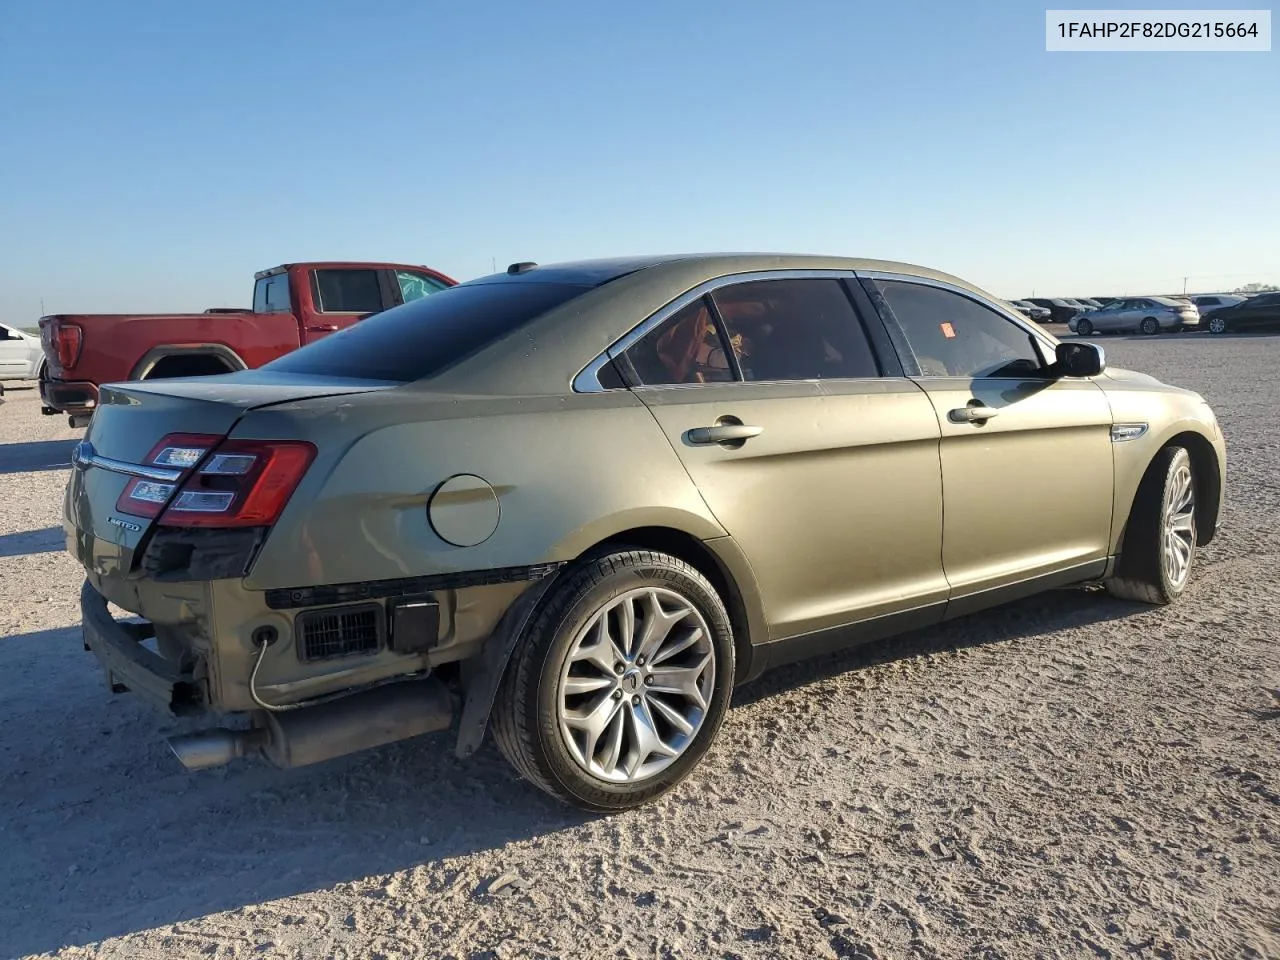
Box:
left=258, top=677, right=455, bottom=768
left=168, top=727, right=266, bottom=770
left=168, top=676, right=456, bottom=773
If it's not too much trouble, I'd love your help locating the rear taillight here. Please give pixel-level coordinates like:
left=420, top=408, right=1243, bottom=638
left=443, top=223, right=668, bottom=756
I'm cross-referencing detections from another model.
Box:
left=114, top=433, right=316, bottom=527
left=116, top=434, right=222, bottom=519
left=160, top=439, right=316, bottom=528
left=54, top=322, right=83, bottom=369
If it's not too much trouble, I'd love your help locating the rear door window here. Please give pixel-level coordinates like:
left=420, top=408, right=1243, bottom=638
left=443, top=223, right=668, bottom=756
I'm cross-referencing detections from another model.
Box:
left=266, top=281, right=593, bottom=382
left=621, top=278, right=882, bottom=386
left=253, top=274, right=292, bottom=313
left=313, top=269, right=386, bottom=314
left=622, top=298, right=734, bottom=386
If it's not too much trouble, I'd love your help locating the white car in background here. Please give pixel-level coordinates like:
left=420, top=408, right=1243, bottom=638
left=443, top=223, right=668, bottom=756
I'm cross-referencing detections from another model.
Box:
left=1191, top=294, right=1247, bottom=317
left=0, top=323, right=45, bottom=380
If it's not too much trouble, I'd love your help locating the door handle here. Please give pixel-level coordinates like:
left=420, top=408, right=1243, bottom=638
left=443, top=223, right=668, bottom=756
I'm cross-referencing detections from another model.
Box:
left=948, top=405, right=1000, bottom=423
left=306, top=323, right=340, bottom=332
left=687, top=424, right=764, bottom=445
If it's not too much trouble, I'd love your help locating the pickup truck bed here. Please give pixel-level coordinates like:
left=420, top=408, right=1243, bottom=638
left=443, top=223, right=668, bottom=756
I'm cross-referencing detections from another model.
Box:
left=40, top=260, right=455, bottom=425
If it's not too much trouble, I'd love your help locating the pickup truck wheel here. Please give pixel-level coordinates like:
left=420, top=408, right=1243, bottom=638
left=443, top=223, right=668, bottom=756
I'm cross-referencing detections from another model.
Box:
left=491, top=549, right=735, bottom=811
left=1107, top=446, right=1197, bottom=605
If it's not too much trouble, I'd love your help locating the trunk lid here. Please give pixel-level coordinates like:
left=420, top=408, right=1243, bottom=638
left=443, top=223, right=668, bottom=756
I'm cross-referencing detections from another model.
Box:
left=66, top=372, right=393, bottom=579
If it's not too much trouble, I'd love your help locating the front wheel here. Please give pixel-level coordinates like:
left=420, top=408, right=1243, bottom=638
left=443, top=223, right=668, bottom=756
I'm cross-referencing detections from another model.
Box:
left=1208, top=315, right=1227, bottom=335
left=1140, top=317, right=1160, bottom=335
left=1107, top=446, right=1197, bottom=604
left=492, top=549, right=735, bottom=811
left=1075, top=317, right=1094, bottom=337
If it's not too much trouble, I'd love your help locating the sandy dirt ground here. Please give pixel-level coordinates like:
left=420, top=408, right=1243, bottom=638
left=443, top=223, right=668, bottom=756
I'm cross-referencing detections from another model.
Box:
left=1, top=334, right=1277, bottom=960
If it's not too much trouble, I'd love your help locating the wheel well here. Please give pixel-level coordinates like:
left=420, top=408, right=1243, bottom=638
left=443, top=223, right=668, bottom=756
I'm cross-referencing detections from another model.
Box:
left=585, top=526, right=755, bottom=682
left=142, top=353, right=238, bottom=380
left=1167, top=431, right=1221, bottom=545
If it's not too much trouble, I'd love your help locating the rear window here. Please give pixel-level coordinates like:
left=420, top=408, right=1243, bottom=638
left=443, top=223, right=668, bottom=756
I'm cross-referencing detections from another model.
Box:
left=264, top=281, right=592, bottom=382
left=253, top=274, right=291, bottom=313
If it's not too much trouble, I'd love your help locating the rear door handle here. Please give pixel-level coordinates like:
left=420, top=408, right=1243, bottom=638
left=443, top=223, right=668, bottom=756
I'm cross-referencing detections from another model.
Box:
left=306, top=323, right=340, bottom=332
left=948, top=405, right=1000, bottom=423
left=687, top=424, right=764, bottom=445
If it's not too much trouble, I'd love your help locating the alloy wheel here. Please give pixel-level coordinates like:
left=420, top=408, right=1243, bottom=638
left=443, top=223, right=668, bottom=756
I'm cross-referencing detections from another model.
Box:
left=1162, top=461, right=1196, bottom=589
left=556, top=587, right=715, bottom=784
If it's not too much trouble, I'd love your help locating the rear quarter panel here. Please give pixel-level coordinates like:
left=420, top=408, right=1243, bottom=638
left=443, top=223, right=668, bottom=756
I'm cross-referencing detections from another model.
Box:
left=237, top=390, right=728, bottom=591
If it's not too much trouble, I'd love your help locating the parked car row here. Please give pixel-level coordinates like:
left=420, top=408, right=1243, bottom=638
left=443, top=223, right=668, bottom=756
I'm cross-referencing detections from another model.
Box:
left=1008, top=289, right=1279, bottom=337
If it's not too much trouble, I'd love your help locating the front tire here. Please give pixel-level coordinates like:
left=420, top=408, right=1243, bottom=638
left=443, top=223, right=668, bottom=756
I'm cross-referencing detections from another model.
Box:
left=1140, top=317, right=1160, bottom=335
left=1075, top=317, right=1094, bottom=336
left=492, top=549, right=735, bottom=811
left=1208, top=315, right=1227, bottom=335
left=1107, top=446, right=1197, bottom=604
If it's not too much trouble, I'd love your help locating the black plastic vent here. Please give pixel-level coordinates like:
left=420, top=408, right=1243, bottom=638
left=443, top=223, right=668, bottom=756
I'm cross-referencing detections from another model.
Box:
left=296, top=603, right=383, bottom=662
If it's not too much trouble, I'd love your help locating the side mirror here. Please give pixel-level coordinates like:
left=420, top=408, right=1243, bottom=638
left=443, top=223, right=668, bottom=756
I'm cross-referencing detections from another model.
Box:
left=1055, top=341, right=1105, bottom=378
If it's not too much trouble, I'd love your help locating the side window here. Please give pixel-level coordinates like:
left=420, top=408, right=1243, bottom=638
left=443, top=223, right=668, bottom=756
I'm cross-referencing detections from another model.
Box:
left=875, top=280, right=1045, bottom=379
left=712, top=278, right=880, bottom=381
left=253, top=274, right=292, bottom=314
left=313, top=269, right=384, bottom=314
left=623, top=298, right=734, bottom=386
left=396, top=270, right=448, bottom=304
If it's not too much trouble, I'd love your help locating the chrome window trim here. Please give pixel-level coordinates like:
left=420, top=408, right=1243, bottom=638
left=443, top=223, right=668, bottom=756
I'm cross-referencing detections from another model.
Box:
left=572, top=269, right=861, bottom=392
left=71, top=441, right=184, bottom=483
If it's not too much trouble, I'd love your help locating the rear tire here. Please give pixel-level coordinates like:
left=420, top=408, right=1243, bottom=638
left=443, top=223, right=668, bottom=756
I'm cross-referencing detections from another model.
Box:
left=1075, top=317, right=1094, bottom=337
left=1208, top=315, right=1227, bottom=335
left=492, top=549, right=735, bottom=811
left=1107, top=446, right=1197, bottom=604
left=1140, top=317, right=1160, bottom=335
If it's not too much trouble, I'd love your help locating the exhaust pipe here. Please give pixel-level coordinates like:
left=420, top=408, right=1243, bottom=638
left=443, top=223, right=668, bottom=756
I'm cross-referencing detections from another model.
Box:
left=166, top=677, right=454, bottom=772
left=168, top=728, right=266, bottom=770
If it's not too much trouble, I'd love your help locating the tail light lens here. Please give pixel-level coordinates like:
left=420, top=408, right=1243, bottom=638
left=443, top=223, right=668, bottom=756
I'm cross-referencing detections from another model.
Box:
left=114, top=433, right=316, bottom=527
left=115, top=434, right=222, bottom=519
left=54, top=322, right=84, bottom=369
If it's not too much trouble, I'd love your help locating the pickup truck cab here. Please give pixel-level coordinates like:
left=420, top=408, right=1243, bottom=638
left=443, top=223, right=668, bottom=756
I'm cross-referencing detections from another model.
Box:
left=39, top=261, right=455, bottom=425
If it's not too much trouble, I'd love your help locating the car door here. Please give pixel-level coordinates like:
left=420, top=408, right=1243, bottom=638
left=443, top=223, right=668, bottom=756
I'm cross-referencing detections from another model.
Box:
left=613, top=273, right=948, bottom=643
left=0, top=324, right=30, bottom=377
left=1095, top=300, right=1128, bottom=332
left=1237, top=293, right=1280, bottom=330
left=861, top=274, right=1114, bottom=610
left=304, top=267, right=397, bottom=343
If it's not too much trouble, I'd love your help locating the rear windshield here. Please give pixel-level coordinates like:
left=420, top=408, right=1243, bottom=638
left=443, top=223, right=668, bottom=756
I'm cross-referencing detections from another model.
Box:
left=265, top=281, right=591, bottom=382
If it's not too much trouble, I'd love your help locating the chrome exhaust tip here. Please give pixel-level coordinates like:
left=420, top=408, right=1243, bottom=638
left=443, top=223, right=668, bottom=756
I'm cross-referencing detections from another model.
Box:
left=167, top=728, right=264, bottom=770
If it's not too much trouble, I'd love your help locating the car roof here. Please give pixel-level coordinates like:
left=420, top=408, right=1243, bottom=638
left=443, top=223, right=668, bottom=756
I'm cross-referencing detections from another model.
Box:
left=458, top=252, right=970, bottom=289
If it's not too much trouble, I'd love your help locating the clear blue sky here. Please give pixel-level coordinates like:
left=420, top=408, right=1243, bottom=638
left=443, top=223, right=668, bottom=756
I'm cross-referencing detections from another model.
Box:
left=1, top=0, right=1275, bottom=320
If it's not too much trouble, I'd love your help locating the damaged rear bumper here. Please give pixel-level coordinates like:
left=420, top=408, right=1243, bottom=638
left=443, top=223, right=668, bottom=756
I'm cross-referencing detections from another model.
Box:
left=80, top=579, right=202, bottom=714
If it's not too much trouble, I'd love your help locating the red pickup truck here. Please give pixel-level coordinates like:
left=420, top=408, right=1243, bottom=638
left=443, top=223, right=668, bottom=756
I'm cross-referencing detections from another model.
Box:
left=39, top=260, right=455, bottom=426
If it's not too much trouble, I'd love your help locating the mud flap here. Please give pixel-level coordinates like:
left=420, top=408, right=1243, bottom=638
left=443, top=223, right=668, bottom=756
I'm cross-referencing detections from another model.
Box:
left=454, top=573, right=559, bottom=758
